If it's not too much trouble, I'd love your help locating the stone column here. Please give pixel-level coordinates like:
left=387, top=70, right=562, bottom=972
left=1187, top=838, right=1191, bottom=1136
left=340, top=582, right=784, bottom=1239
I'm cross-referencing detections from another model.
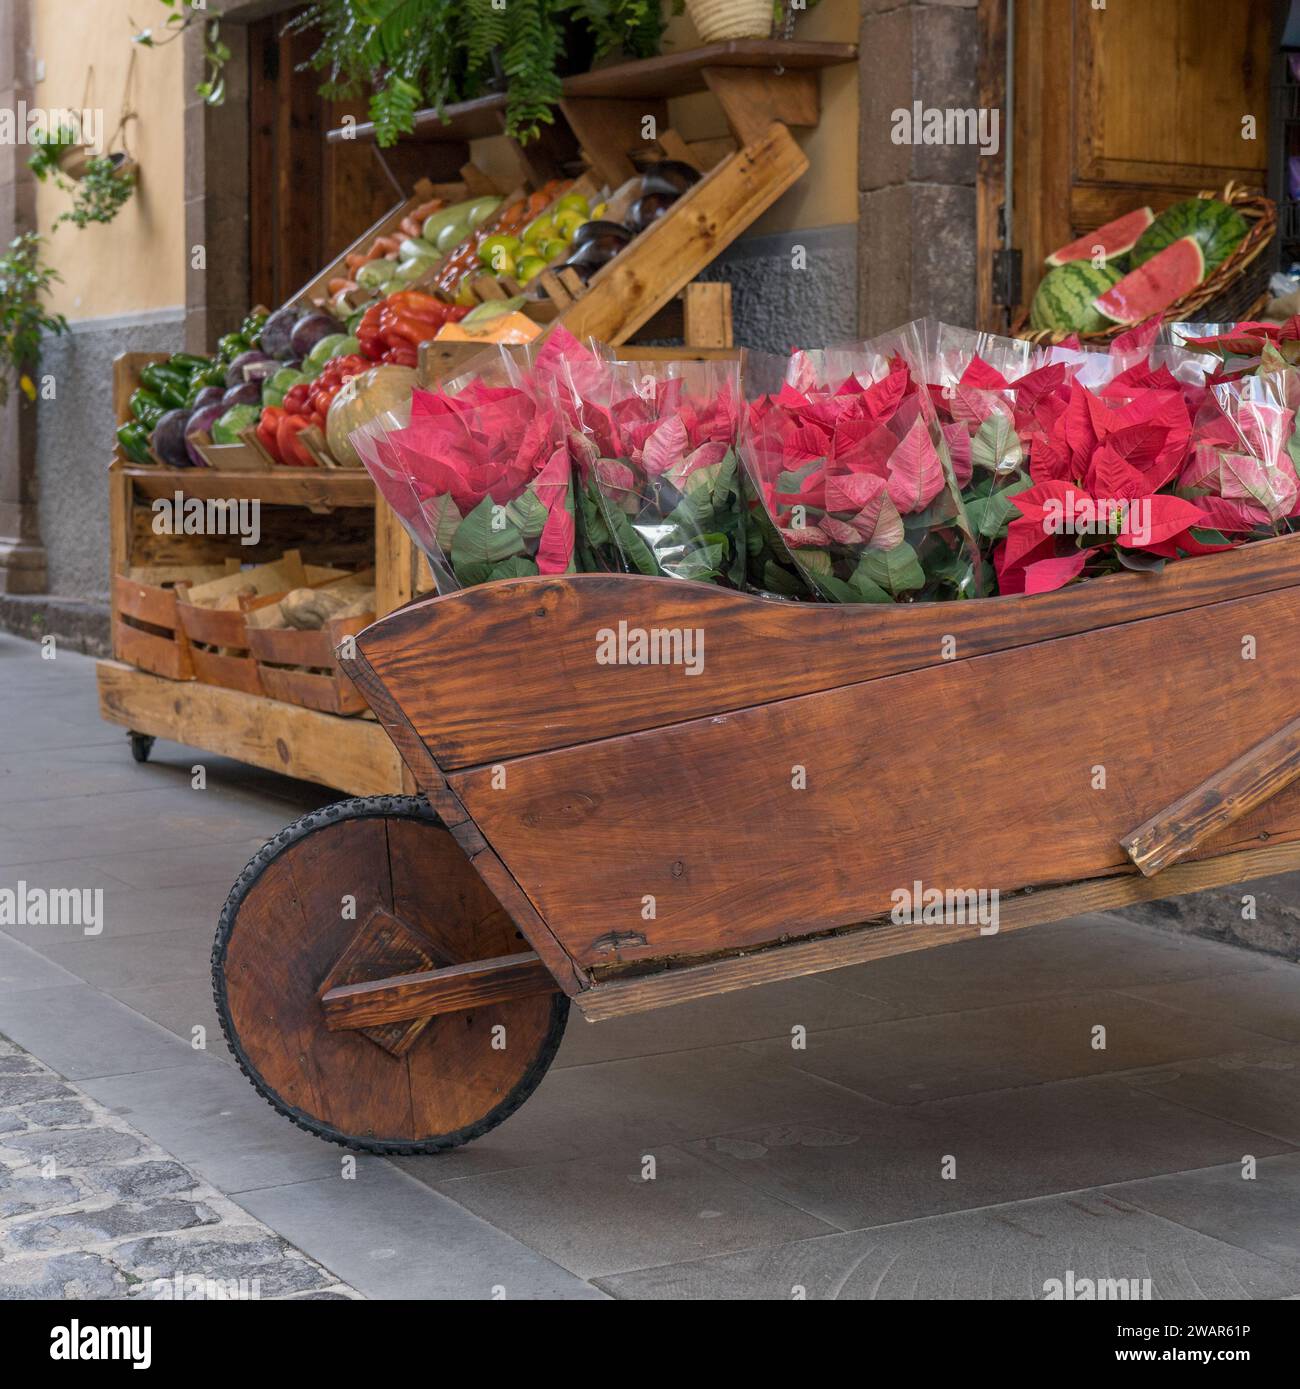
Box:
left=184, top=5, right=251, bottom=352
left=858, top=0, right=980, bottom=335
left=0, top=0, right=45, bottom=594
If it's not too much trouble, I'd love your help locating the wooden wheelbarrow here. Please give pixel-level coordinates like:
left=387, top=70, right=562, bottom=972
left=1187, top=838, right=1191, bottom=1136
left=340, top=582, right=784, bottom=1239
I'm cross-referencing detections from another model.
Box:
left=212, top=535, right=1300, bottom=1152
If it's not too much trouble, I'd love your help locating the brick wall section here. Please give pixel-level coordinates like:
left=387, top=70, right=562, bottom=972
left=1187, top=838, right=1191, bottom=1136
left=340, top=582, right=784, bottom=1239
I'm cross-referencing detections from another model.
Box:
left=858, top=0, right=980, bottom=334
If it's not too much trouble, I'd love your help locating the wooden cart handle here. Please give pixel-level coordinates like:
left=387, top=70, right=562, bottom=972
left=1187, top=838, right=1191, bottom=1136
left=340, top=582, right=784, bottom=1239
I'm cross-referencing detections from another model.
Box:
left=1120, top=713, right=1300, bottom=877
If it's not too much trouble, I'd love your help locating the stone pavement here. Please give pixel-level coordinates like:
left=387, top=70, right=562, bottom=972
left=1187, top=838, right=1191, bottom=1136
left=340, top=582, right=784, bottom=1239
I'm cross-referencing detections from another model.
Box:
left=2, top=637, right=1300, bottom=1299
left=0, top=1035, right=352, bottom=1299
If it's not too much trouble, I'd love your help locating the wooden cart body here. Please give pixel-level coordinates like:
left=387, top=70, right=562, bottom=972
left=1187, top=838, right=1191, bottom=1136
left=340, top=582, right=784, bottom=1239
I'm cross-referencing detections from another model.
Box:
left=340, top=534, right=1300, bottom=1025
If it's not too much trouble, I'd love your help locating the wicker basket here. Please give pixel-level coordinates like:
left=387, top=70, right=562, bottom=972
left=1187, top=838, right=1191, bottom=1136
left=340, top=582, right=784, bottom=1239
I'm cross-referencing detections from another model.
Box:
left=685, top=0, right=773, bottom=43
left=1017, top=182, right=1277, bottom=345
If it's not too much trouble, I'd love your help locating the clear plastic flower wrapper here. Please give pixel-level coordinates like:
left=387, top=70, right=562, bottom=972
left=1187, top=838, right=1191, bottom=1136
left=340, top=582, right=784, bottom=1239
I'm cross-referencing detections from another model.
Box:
left=561, top=354, right=747, bottom=586
left=349, top=356, right=575, bottom=594
left=1179, top=370, right=1300, bottom=539
left=741, top=339, right=984, bottom=603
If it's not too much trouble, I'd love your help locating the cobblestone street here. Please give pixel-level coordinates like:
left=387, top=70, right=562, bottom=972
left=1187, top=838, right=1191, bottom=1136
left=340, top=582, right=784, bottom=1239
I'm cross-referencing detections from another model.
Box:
left=0, top=1034, right=353, bottom=1299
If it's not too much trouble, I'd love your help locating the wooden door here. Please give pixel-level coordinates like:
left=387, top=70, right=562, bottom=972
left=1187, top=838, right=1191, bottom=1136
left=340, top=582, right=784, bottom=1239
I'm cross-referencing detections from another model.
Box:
left=980, top=0, right=1273, bottom=329
left=247, top=12, right=401, bottom=310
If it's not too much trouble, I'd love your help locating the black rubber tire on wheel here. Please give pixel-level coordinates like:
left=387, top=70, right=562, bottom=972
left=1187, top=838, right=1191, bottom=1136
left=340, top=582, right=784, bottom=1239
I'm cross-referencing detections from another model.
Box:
left=212, top=794, right=569, bottom=1155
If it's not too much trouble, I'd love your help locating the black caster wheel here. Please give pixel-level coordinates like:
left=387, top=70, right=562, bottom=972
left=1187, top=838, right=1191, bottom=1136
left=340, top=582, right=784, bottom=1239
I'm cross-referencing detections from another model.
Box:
left=129, top=732, right=156, bottom=763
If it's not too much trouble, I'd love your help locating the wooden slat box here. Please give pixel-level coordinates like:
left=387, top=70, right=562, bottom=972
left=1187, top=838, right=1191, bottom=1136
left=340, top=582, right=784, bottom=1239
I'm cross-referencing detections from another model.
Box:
left=249, top=613, right=374, bottom=717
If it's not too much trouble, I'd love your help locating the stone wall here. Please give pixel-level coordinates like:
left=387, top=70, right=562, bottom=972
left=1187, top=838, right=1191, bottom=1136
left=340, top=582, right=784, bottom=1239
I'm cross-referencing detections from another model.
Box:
left=699, top=223, right=859, bottom=355
left=858, top=0, right=980, bottom=333
left=35, top=310, right=185, bottom=605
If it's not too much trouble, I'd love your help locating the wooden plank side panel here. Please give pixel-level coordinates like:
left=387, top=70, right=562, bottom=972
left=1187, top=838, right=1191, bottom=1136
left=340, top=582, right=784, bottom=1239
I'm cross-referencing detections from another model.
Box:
left=356, top=536, right=1300, bottom=770
left=447, top=587, right=1300, bottom=972
left=575, top=838, right=1300, bottom=1020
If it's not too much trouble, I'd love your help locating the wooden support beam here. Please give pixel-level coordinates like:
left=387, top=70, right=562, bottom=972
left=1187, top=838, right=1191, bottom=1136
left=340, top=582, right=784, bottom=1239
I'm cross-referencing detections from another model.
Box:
left=558, top=96, right=668, bottom=188
left=683, top=281, right=733, bottom=348
left=320, top=951, right=558, bottom=1030
left=1120, top=714, right=1300, bottom=877
left=702, top=66, right=819, bottom=148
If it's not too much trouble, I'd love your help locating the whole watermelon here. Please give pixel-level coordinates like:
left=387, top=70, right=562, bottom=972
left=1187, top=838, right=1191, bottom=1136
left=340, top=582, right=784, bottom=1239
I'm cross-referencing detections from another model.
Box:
left=1131, top=198, right=1247, bottom=274
left=1030, top=262, right=1125, bottom=333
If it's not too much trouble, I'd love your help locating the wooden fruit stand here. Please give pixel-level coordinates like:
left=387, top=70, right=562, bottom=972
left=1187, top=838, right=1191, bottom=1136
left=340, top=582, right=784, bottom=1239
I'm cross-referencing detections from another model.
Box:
left=211, top=537, right=1300, bottom=1153
left=97, top=42, right=854, bottom=793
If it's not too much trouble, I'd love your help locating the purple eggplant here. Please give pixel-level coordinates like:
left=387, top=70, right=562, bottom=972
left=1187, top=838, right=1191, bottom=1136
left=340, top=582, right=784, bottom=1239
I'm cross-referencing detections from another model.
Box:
left=289, top=312, right=340, bottom=360
left=225, top=350, right=274, bottom=389
left=183, top=404, right=226, bottom=467
left=221, top=381, right=263, bottom=410
left=260, top=306, right=300, bottom=360
left=191, top=385, right=225, bottom=412
left=152, top=409, right=194, bottom=469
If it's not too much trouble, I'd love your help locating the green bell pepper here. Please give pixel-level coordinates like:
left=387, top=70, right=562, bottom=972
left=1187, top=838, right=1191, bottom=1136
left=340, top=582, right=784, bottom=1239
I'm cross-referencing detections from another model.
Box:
left=116, top=422, right=153, bottom=466
left=170, top=353, right=213, bottom=375
left=128, top=388, right=166, bottom=428
left=216, top=332, right=249, bottom=363
left=139, top=362, right=189, bottom=402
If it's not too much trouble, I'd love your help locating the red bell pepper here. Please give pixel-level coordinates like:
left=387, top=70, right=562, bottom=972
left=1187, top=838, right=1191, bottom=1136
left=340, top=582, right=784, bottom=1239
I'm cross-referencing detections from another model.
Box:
left=257, top=406, right=285, bottom=464
left=277, top=413, right=315, bottom=467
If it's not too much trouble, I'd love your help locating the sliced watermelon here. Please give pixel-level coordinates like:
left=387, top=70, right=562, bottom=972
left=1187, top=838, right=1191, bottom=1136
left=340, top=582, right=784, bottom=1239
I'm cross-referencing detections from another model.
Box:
left=1092, top=236, right=1205, bottom=325
left=1045, top=207, right=1154, bottom=268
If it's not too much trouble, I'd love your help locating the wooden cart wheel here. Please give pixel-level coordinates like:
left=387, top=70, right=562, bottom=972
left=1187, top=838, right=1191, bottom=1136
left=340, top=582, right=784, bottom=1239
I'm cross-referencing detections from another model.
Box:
left=212, top=795, right=569, bottom=1154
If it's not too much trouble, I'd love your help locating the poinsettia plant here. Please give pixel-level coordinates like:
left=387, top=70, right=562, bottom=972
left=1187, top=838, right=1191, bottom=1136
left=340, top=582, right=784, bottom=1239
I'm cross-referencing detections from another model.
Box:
left=349, top=368, right=575, bottom=591
left=985, top=341, right=1299, bottom=593
left=562, top=355, right=747, bottom=586
left=741, top=351, right=983, bottom=603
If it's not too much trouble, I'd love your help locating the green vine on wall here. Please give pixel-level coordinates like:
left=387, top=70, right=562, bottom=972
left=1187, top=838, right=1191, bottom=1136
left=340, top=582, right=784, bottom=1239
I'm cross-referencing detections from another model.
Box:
left=134, top=1, right=230, bottom=104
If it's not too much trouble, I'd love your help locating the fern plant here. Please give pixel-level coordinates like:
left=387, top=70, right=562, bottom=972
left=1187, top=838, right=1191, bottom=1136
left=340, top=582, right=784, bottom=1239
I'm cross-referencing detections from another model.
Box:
left=290, top=0, right=666, bottom=144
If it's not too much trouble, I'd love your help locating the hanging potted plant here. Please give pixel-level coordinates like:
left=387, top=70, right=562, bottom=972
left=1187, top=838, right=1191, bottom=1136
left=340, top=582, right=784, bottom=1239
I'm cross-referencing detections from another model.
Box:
left=682, top=0, right=774, bottom=43
left=27, top=125, right=85, bottom=182
left=56, top=155, right=137, bottom=229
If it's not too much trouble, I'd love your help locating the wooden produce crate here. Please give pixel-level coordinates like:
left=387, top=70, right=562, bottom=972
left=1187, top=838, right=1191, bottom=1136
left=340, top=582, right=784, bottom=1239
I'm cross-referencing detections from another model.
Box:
left=102, top=353, right=433, bottom=795
left=249, top=612, right=374, bottom=717
left=112, top=351, right=171, bottom=467
left=175, top=590, right=280, bottom=696
left=292, top=169, right=510, bottom=315
left=110, top=562, right=239, bottom=681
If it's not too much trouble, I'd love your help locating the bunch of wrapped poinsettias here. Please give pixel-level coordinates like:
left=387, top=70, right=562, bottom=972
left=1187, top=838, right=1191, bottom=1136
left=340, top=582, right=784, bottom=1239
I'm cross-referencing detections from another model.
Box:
left=350, top=318, right=1300, bottom=602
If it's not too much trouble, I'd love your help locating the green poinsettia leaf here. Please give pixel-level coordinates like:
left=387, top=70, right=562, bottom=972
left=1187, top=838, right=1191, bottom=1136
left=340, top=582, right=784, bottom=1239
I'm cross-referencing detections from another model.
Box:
left=487, top=555, right=539, bottom=581
left=605, top=505, right=661, bottom=576
left=971, top=412, right=1023, bottom=474
left=426, top=492, right=463, bottom=552
left=506, top=488, right=549, bottom=540
left=858, top=541, right=926, bottom=596
left=965, top=476, right=1034, bottom=539
left=450, top=494, right=526, bottom=586
left=792, top=546, right=833, bottom=577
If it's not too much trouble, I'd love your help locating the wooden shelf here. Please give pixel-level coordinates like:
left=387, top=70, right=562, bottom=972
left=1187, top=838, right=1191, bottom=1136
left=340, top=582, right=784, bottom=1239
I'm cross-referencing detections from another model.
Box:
left=327, top=93, right=507, bottom=146
left=120, top=466, right=376, bottom=511
left=562, top=40, right=857, bottom=102
left=327, top=41, right=857, bottom=146
left=97, top=661, right=406, bottom=796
